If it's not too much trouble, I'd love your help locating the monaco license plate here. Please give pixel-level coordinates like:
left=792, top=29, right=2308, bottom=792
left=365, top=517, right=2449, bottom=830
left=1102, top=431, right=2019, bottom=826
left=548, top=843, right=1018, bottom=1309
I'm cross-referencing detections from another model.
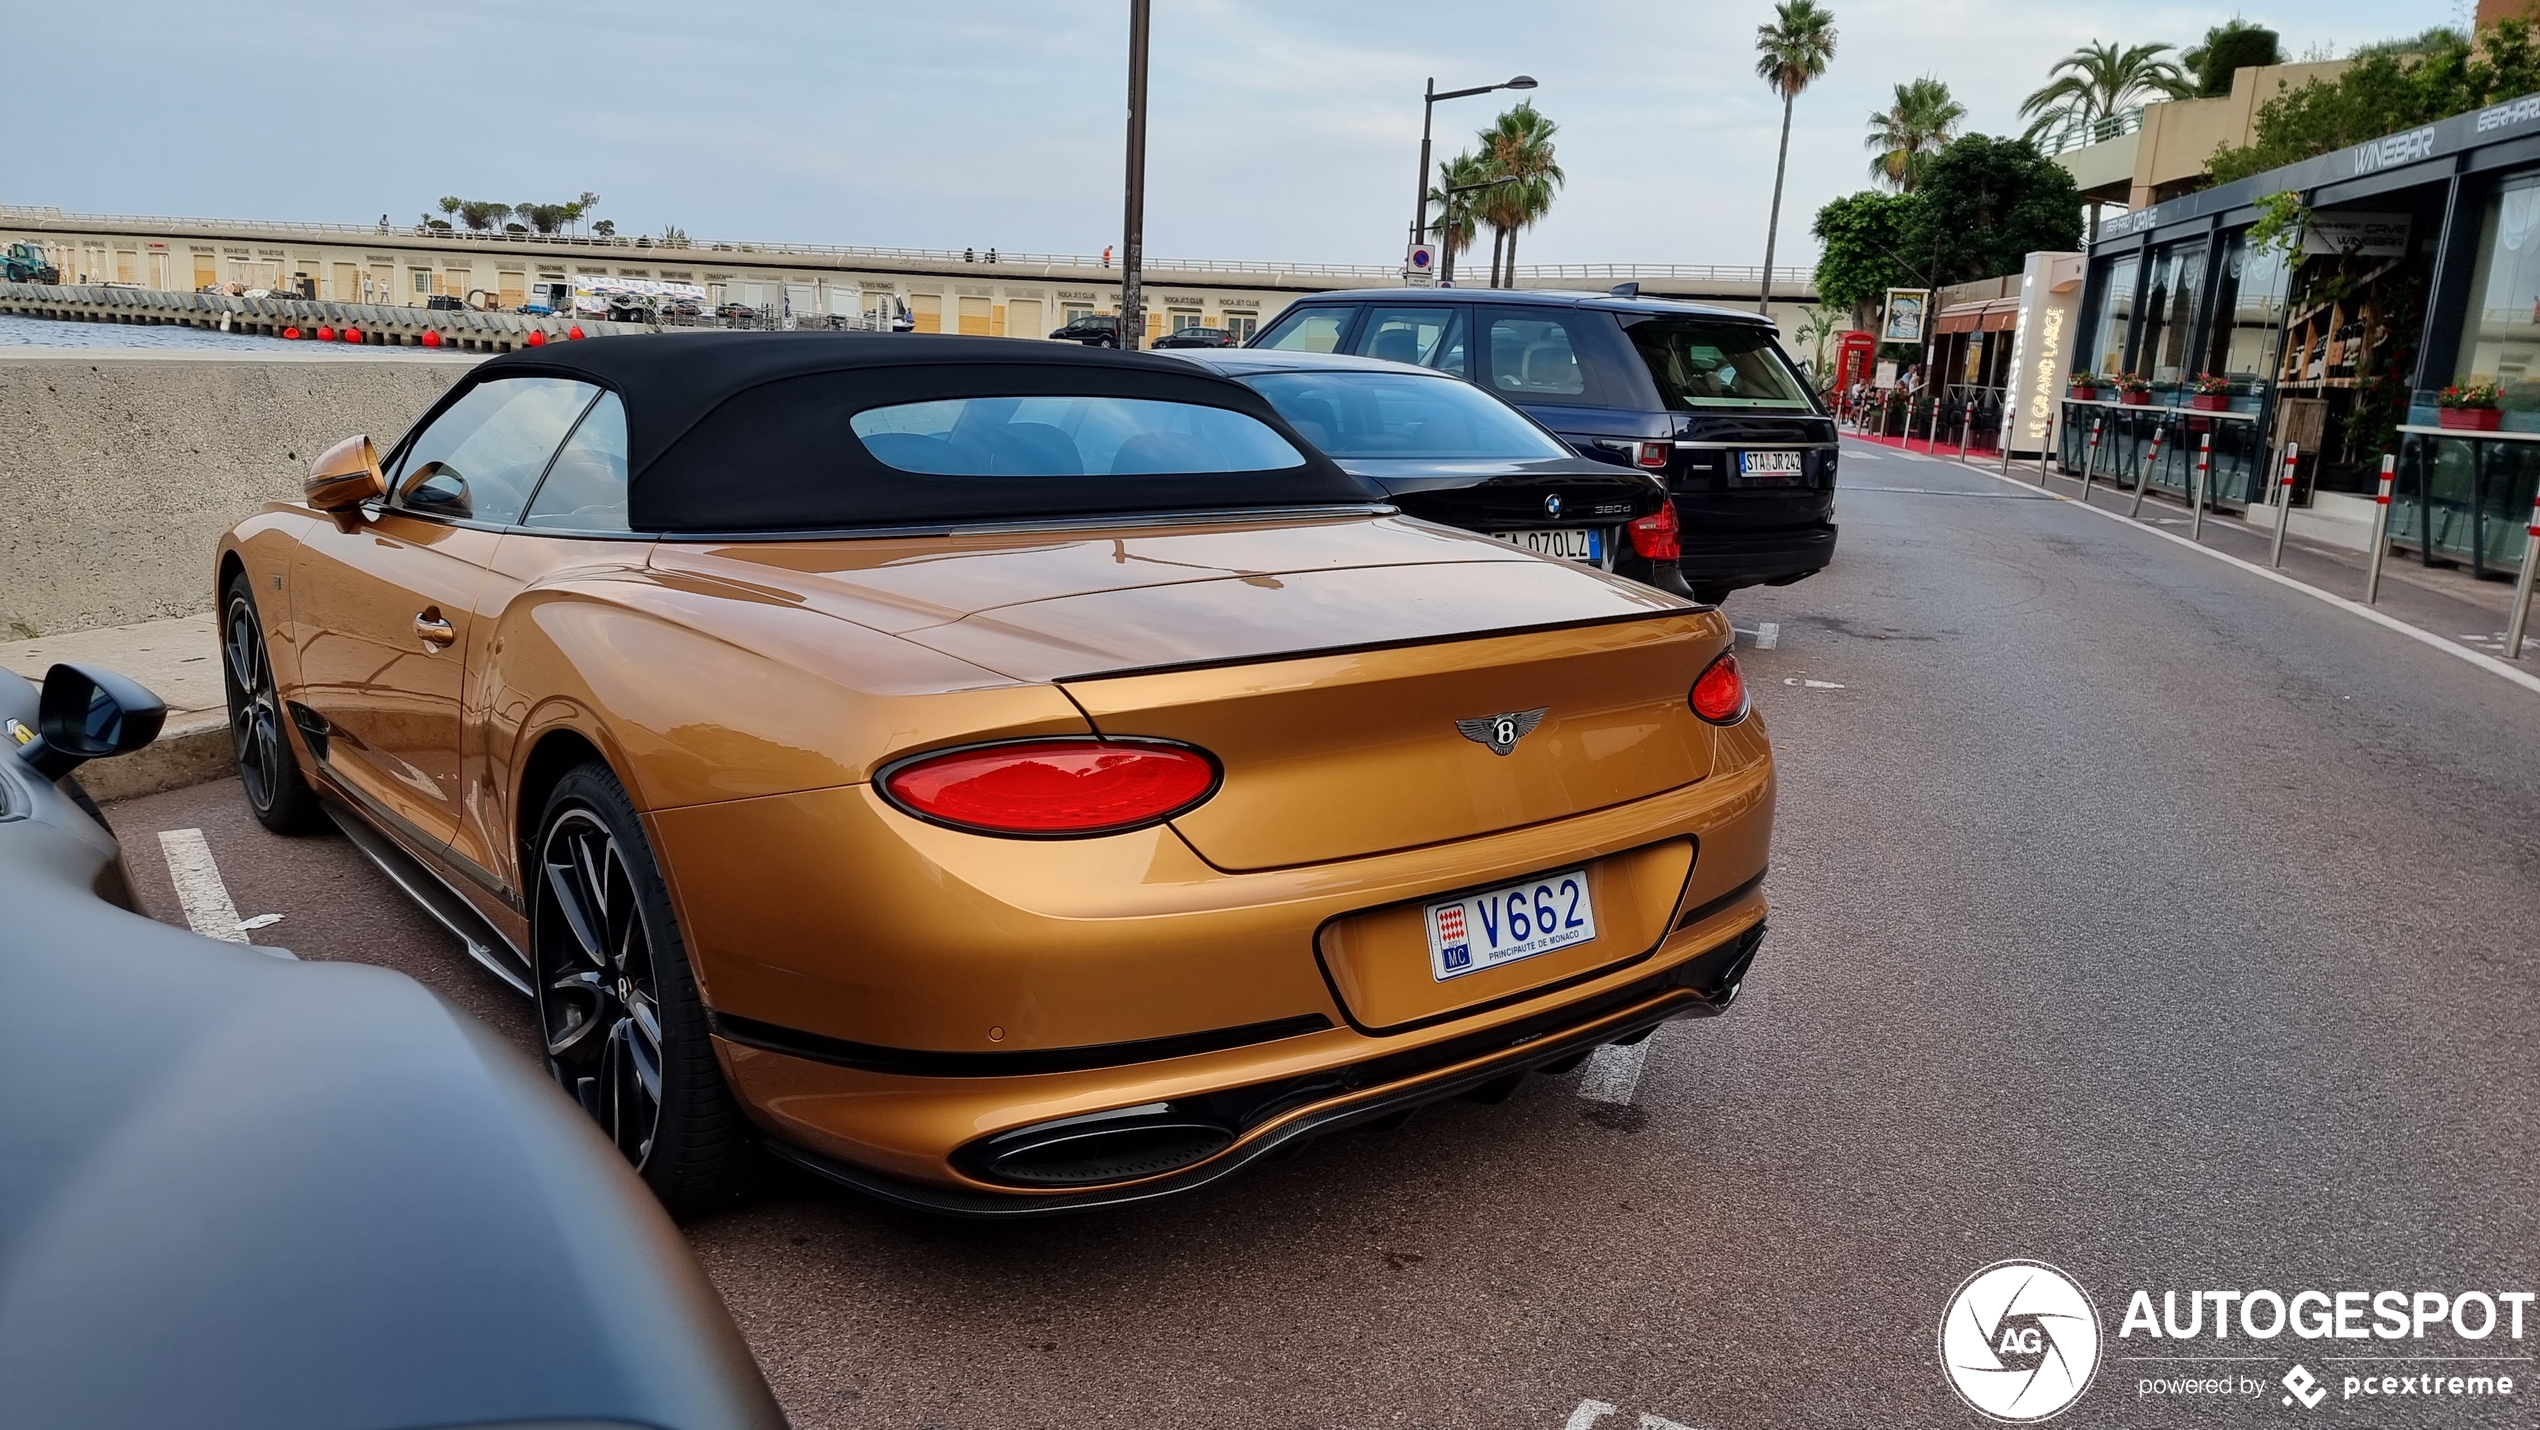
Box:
left=1424, top=867, right=1598, bottom=981
left=1495, top=527, right=1603, bottom=562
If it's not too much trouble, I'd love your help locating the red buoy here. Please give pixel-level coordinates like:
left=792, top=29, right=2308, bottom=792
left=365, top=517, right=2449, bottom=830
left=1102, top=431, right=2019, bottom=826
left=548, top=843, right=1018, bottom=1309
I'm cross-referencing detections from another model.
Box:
left=342, top=326, right=363, bottom=344
left=421, top=330, right=442, bottom=348
left=316, top=325, right=335, bottom=342
left=525, top=329, right=547, bottom=347
left=282, top=326, right=302, bottom=340
left=567, top=325, right=585, bottom=340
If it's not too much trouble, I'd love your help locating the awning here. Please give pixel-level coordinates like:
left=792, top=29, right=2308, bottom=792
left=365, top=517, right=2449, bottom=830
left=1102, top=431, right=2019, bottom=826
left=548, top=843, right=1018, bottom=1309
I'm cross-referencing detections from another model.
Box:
left=1936, top=296, right=2022, bottom=335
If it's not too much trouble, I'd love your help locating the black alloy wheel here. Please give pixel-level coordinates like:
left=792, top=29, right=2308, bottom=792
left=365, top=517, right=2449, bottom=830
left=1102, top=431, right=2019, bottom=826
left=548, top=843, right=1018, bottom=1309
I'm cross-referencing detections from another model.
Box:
left=220, top=574, right=325, bottom=833
left=532, top=763, right=741, bottom=1213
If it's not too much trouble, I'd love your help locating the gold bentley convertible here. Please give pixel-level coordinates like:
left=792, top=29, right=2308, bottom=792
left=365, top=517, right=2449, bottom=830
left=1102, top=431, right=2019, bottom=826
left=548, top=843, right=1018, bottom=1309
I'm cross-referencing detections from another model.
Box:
left=216, top=334, right=1775, bottom=1215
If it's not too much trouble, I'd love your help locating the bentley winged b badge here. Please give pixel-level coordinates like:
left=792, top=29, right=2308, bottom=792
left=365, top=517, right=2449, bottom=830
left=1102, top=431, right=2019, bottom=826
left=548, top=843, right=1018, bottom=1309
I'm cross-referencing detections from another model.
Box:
left=1454, top=707, right=1548, bottom=757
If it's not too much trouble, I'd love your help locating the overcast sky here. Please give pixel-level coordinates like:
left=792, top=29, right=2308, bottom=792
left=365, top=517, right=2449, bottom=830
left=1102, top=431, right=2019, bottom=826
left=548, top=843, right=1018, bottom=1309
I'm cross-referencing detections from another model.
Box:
left=3, top=0, right=2457, bottom=269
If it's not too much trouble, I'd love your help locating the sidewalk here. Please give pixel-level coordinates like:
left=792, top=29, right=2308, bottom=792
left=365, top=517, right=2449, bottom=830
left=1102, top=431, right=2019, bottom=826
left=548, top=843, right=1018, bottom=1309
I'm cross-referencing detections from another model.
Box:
left=1841, top=430, right=2540, bottom=679
left=0, top=612, right=231, bottom=801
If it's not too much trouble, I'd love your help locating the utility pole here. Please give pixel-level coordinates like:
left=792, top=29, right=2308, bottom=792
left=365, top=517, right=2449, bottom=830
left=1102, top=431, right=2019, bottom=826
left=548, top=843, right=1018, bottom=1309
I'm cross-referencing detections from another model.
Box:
left=1120, top=0, right=1150, bottom=352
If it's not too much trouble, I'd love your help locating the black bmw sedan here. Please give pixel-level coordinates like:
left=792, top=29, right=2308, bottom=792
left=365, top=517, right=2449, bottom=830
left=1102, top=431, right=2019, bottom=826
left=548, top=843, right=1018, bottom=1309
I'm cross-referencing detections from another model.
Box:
left=1159, top=348, right=1687, bottom=595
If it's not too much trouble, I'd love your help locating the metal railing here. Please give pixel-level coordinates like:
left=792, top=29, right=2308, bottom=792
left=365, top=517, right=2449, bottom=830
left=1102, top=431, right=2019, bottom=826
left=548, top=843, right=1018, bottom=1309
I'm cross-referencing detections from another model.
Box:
left=0, top=204, right=1817, bottom=290
left=2034, top=106, right=2146, bottom=157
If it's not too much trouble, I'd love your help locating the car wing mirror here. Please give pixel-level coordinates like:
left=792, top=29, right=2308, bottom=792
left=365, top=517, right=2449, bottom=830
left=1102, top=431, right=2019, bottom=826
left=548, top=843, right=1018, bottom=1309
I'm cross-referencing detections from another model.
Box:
left=398, top=462, right=472, bottom=516
left=16, top=662, right=165, bottom=781
left=306, top=434, right=386, bottom=512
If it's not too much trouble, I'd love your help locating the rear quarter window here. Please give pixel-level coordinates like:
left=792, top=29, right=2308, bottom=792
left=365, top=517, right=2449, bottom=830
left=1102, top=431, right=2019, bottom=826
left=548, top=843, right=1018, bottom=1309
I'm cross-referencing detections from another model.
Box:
left=1255, top=306, right=1356, bottom=353
left=1481, top=308, right=1607, bottom=405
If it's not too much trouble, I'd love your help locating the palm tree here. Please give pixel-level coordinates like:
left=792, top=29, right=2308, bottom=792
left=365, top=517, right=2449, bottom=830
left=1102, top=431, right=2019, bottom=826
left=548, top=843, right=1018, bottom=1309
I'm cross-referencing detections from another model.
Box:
left=1475, top=102, right=1565, bottom=287
left=1754, top=0, right=1838, bottom=315
left=2017, top=41, right=2194, bottom=146
left=1863, top=78, right=1965, bottom=192
left=2018, top=41, right=2194, bottom=240
left=1426, top=151, right=1492, bottom=286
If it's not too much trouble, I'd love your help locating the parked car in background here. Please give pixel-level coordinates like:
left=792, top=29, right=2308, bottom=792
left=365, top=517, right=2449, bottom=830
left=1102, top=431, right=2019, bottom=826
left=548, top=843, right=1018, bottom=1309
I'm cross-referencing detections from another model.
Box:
left=1152, top=324, right=1239, bottom=349
left=1251, top=288, right=1838, bottom=604
left=1049, top=312, right=1119, bottom=347
left=1159, top=348, right=1684, bottom=593
left=0, top=664, right=782, bottom=1430
left=217, top=333, right=1774, bottom=1216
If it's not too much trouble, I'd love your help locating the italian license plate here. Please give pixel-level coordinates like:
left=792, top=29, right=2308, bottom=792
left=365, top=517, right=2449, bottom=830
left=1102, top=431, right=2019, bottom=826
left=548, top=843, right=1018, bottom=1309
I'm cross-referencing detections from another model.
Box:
left=1424, top=867, right=1598, bottom=981
left=1495, top=527, right=1603, bottom=562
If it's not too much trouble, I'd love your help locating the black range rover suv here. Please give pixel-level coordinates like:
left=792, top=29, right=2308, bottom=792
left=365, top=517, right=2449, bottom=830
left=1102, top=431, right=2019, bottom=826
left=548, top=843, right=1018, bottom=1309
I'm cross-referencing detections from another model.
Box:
left=1249, top=288, right=1836, bottom=602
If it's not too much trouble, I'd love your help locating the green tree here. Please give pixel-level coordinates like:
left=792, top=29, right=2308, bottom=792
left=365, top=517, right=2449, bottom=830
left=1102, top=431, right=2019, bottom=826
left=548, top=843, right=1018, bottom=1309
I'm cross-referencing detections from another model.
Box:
left=2017, top=41, right=2196, bottom=146
left=1754, top=0, right=1839, bottom=314
left=2209, top=20, right=2540, bottom=183
left=1475, top=102, right=1565, bottom=287
left=1901, top=134, right=2085, bottom=288
left=1426, top=150, right=1493, bottom=286
left=1810, top=188, right=1918, bottom=324
left=2182, top=20, right=2281, bottom=97
left=1864, top=77, right=1965, bottom=192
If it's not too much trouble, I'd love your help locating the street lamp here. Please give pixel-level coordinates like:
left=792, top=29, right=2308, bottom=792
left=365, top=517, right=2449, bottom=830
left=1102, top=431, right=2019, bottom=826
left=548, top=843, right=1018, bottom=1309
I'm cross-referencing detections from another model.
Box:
left=1409, top=74, right=1536, bottom=278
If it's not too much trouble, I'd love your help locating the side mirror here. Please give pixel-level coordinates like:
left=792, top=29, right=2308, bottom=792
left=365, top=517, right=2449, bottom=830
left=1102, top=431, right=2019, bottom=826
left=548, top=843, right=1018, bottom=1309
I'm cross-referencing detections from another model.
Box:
left=306, top=434, right=386, bottom=512
left=16, top=663, right=166, bottom=781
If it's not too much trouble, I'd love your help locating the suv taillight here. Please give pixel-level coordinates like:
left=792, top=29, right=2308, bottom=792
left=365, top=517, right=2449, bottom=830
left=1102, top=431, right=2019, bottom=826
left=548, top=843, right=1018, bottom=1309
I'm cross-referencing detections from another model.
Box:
left=880, top=738, right=1219, bottom=837
left=1627, top=501, right=1681, bottom=561
left=1636, top=441, right=1671, bottom=469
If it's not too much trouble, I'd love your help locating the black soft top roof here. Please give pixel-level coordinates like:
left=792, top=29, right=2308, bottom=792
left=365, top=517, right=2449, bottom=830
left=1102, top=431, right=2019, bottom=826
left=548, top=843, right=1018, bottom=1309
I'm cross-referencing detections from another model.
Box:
left=471, top=332, right=1369, bottom=532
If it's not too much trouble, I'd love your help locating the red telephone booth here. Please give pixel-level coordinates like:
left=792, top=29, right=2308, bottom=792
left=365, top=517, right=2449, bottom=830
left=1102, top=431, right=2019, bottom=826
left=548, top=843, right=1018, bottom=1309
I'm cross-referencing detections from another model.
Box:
left=1833, top=330, right=1878, bottom=392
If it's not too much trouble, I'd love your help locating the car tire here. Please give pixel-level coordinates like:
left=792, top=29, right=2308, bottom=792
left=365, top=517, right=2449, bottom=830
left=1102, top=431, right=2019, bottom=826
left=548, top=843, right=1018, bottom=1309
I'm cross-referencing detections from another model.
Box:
left=532, top=762, right=744, bottom=1215
left=220, top=573, right=327, bottom=835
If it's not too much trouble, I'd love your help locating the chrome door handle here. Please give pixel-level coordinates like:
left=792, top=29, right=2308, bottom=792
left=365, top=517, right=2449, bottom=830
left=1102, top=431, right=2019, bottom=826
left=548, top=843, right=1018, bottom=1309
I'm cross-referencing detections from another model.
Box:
left=414, top=612, right=456, bottom=647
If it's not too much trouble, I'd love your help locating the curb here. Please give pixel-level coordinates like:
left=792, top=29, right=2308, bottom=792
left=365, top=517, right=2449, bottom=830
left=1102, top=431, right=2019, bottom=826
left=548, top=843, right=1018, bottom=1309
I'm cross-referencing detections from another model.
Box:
left=83, top=713, right=231, bottom=803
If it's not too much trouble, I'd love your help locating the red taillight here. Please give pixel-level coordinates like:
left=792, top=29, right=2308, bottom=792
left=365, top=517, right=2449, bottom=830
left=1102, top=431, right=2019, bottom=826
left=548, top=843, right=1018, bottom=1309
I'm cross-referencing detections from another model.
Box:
left=1627, top=501, right=1681, bottom=561
left=1690, top=651, right=1748, bottom=724
left=880, top=738, right=1218, bottom=837
left=1636, top=440, right=1671, bottom=469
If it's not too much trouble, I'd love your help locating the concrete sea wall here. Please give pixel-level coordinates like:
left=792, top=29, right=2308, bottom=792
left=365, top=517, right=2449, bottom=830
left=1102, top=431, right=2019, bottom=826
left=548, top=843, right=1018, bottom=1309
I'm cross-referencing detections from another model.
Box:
left=0, top=351, right=475, bottom=636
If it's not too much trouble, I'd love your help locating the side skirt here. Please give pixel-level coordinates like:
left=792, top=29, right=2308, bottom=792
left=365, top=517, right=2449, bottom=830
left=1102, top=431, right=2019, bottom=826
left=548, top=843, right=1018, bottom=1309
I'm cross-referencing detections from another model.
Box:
left=321, top=798, right=533, bottom=996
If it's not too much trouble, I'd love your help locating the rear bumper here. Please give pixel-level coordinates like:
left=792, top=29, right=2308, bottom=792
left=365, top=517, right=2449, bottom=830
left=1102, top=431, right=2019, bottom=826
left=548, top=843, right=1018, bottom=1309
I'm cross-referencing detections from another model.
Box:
left=745, top=919, right=1765, bottom=1217
left=1674, top=521, right=1838, bottom=589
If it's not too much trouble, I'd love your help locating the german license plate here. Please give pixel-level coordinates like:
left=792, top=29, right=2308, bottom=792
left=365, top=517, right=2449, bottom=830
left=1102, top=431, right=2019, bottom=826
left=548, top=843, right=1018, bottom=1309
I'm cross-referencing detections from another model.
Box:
left=1424, top=867, right=1597, bottom=980
left=1495, top=527, right=1603, bottom=562
left=1737, top=450, right=1805, bottom=486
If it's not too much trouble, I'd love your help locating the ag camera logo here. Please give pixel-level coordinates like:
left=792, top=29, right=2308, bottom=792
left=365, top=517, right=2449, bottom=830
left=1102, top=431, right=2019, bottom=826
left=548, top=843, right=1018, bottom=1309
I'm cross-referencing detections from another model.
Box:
left=1940, top=1261, right=2104, bottom=1421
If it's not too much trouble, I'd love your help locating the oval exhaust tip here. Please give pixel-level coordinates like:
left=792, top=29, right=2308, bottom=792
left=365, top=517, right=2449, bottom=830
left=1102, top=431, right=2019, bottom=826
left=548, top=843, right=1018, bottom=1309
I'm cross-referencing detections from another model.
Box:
left=970, top=1103, right=1237, bottom=1188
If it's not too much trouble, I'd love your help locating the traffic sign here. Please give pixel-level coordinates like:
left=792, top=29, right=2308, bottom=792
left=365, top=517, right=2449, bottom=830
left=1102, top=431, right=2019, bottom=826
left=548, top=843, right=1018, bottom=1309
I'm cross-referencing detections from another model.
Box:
left=1404, top=243, right=1438, bottom=285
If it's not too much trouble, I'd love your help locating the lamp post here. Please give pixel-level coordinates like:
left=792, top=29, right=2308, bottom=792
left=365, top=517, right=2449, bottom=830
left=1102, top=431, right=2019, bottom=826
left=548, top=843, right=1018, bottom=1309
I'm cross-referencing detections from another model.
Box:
left=1120, top=0, right=1151, bottom=351
left=1410, top=74, right=1536, bottom=279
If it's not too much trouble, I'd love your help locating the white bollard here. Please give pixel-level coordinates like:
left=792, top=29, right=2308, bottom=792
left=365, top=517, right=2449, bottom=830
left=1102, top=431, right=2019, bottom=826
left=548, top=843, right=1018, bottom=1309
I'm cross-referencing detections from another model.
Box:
left=2189, top=432, right=2212, bottom=543
left=2038, top=411, right=2055, bottom=485
left=2506, top=487, right=2540, bottom=659
left=2269, top=442, right=2300, bottom=568
left=2363, top=453, right=2396, bottom=605
left=2130, top=421, right=2166, bottom=519
left=2080, top=417, right=2103, bottom=500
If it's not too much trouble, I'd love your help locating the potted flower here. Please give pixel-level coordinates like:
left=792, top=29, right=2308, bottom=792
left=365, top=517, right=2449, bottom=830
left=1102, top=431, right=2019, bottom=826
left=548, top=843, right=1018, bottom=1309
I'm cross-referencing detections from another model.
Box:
left=2439, top=381, right=2503, bottom=431
left=2116, top=372, right=2154, bottom=406
left=2188, top=373, right=2234, bottom=411
left=2067, top=370, right=2101, bottom=401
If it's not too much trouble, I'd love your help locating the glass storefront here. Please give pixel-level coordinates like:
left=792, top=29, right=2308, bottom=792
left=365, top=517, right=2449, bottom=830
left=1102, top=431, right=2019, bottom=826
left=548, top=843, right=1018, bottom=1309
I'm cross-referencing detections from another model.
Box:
left=2082, top=256, right=2138, bottom=379
left=2203, top=234, right=2289, bottom=407
left=2134, top=241, right=2208, bottom=394
left=2452, top=175, right=2540, bottom=430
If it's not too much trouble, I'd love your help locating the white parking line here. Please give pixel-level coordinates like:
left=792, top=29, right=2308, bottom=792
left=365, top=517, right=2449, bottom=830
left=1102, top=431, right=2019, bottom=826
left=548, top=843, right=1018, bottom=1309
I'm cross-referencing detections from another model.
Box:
left=1732, top=621, right=1780, bottom=650
left=1563, top=1399, right=1699, bottom=1429
left=1576, top=1038, right=1653, bottom=1105
left=158, top=828, right=295, bottom=959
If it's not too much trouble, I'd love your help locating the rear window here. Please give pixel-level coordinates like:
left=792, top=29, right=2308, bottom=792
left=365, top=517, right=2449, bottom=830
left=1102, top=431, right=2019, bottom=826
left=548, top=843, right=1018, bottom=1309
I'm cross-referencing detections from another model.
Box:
left=1625, top=320, right=1813, bottom=410
left=1255, top=307, right=1354, bottom=353
left=850, top=396, right=1303, bottom=476
left=1241, top=371, right=1568, bottom=460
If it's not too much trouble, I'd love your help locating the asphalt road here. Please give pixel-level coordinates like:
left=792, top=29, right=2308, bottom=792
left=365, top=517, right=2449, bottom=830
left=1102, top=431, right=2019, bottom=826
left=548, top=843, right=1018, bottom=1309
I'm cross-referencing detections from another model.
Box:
left=107, top=439, right=2539, bottom=1429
